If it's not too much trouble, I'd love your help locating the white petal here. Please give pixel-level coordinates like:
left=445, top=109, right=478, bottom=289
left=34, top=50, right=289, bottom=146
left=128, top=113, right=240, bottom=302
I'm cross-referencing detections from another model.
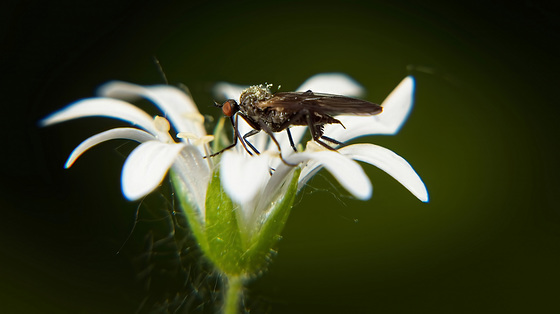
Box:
left=297, top=73, right=365, bottom=97
left=323, top=76, right=416, bottom=142
left=98, top=82, right=206, bottom=137
left=65, top=128, right=155, bottom=168
left=171, top=145, right=211, bottom=218
left=121, top=141, right=185, bottom=201
left=262, top=161, right=301, bottom=200
left=339, top=144, right=429, bottom=202
left=251, top=165, right=299, bottom=230
left=39, top=98, right=158, bottom=135
left=378, top=75, right=416, bottom=134
left=213, top=82, right=247, bottom=101
left=296, top=159, right=323, bottom=190
left=287, top=151, right=372, bottom=200
left=220, top=151, right=271, bottom=205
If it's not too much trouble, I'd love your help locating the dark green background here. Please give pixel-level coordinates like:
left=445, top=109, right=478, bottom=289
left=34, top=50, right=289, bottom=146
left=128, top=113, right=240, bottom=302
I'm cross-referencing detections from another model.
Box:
left=2, top=0, right=559, bottom=313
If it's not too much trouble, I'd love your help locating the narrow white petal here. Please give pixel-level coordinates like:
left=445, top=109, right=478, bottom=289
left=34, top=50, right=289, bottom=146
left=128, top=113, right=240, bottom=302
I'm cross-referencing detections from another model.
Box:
left=220, top=151, right=271, bottom=205
left=122, top=141, right=185, bottom=201
left=251, top=165, right=299, bottom=230
left=287, top=151, right=372, bottom=200
left=323, top=76, right=416, bottom=142
left=98, top=82, right=206, bottom=137
left=297, top=159, right=323, bottom=190
left=65, top=128, right=155, bottom=169
left=297, top=73, right=365, bottom=97
left=39, top=98, right=158, bottom=135
left=213, top=82, right=247, bottom=101
left=262, top=161, right=300, bottom=200
left=339, top=144, right=429, bottom=202
left=171, top=145, right=211, bottom=218
left=377, top=75, right=416, bottom=134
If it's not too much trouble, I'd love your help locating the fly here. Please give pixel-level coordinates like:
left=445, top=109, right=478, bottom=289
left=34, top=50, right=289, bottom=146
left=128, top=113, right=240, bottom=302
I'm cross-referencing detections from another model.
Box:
left=207, top=84, right=382, bottom=165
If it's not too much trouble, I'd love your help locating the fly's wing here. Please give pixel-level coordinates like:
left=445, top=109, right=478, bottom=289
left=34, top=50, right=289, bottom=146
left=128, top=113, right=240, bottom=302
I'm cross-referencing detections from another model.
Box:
left=257, top=91, right=382, bottom=116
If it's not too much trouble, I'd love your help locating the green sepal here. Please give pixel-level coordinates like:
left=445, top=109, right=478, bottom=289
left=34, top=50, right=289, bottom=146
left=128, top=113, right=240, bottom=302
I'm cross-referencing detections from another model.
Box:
left=242, top=167, right=301, bottom=276
left=169, top=170, right=210, bottom=254
left=212, top=116, right=230, bottom=153
left=204, top=169, right=245, bottom=275
left=173, top=165, right=301, bottom=278
left=205, top=167, right=301, bottom=276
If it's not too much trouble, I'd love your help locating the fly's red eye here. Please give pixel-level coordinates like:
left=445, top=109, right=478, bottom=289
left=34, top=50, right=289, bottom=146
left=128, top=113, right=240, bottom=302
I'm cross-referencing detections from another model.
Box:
left=222, top=100, right=234, bottom=117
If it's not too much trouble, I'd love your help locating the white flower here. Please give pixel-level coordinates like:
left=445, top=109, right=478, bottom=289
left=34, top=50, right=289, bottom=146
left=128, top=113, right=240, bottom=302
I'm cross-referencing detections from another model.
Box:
left=215, top=73, right=428, bottom=233
left=41, top=73, right=429, bottom=284
left=40, top=82, right=212, bottom=217
left=41, top=73, right=428, bottom=242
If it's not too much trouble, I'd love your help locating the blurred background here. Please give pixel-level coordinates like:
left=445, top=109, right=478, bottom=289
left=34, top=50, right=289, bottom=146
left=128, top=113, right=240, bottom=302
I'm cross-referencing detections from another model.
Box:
left=2, top=0, right=559, bottom=312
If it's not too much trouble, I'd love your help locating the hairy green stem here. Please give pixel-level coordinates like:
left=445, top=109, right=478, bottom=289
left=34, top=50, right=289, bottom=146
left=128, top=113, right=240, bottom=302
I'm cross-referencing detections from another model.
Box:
left=224, top=275, right=243, bottom=314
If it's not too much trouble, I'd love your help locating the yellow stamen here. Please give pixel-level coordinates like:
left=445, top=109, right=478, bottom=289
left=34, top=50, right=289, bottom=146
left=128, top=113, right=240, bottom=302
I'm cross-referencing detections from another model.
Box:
left=183, top=112, right=205, bottom=124
left=305, top=141, right=327, bottom=152
left=177, top=132, right=215, bottom=146
left=154, top=116, right=170, bottom=133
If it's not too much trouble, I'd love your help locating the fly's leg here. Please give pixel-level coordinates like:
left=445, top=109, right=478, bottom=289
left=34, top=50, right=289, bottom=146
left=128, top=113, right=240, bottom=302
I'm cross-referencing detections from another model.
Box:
left=257, top=120, right=298, bottom=167
left=286, top=128, right=298, bottom=152
left=205, top=115, right=239, bottom=158
left=242, top=129, right=261, bottom=155
left=284, top=109, right=344, bottom=150
left=305, top=112, right=340, bottom=151
left=206, top=114, right=254, bottom=158
left=275, top=110, right=310, bottom=152
left=320, top=135, right=345, bottom=147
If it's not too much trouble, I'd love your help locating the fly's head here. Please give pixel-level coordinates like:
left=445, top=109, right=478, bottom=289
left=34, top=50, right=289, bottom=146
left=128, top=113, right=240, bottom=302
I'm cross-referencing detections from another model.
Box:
left=218, top=99, right=240, bottom=118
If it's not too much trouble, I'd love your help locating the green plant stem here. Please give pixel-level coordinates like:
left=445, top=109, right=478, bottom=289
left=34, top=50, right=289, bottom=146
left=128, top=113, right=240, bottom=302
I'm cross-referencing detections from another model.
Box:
left=224, top=275, right=243, bottom=314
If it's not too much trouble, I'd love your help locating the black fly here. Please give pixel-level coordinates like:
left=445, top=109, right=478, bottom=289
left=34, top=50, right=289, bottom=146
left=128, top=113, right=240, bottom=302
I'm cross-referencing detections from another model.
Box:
left=207, top=84, right=382, bottom=165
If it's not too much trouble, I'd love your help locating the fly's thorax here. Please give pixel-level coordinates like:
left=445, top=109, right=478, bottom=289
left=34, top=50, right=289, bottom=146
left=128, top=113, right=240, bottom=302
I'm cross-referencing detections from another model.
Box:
left=241, top=86, right=295, bottom=131
left=239, top=88, right=268, bottom=119
left=239, top=84, right=273, bottom=110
